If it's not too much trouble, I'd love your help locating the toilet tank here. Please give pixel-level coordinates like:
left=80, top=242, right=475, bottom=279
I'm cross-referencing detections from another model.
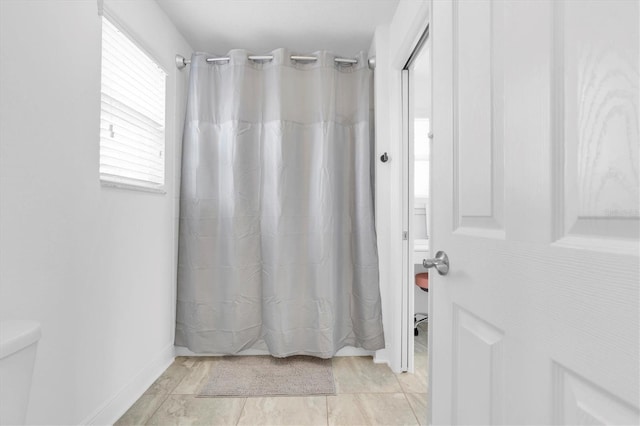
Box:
left=0, top=320, right=41, bottom=426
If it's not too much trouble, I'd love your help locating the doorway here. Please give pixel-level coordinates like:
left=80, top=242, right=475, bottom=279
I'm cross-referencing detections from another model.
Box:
left=402, top=25, right=431, bottom=375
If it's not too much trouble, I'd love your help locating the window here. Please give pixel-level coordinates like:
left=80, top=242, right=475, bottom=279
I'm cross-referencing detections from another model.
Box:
left=414, top=118, right=430, bottom=198
left=100, top=16, right=167, bottom=192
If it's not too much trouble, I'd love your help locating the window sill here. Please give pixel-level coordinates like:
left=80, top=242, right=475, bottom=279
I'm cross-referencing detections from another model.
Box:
left=100, top=178, right=166, bottom=195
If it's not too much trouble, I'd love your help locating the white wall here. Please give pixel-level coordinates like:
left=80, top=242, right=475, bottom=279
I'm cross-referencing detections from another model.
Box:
left=372, top=0, right=430, bottom=372
left=0, top=0, right=191, bottom=423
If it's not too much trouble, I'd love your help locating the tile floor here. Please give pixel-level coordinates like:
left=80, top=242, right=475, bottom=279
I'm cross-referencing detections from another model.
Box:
left=116, top=323, right=428, bottom=425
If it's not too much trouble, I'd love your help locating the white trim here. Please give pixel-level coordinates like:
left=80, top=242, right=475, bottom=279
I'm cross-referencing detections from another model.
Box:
left=334, top=347, right=374, bottom=357
left=372, top=350, right=391, bottom=367
left=101, top=178, right=166, bottom=195
left=374, top=0, right=430, bottom=375
left=80, top=344, right=175, bottom=425
left=402, top=68, right=412, bottom=373
left=174, top=346, right=374, bottom=358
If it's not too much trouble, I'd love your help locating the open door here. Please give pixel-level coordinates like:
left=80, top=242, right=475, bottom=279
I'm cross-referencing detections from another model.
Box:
left=429, top=0, right=639, bottom=424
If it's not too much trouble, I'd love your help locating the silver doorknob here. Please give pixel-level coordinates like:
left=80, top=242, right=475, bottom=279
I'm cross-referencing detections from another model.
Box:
left=423, top=251, right=449, bottom=275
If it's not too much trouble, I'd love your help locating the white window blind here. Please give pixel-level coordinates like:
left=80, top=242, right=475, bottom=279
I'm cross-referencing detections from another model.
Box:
left=100, top=17, right=167, bottom=191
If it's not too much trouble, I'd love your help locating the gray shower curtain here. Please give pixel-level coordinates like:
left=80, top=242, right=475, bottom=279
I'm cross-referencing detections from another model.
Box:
left=176, top=49, right=384, bottom=358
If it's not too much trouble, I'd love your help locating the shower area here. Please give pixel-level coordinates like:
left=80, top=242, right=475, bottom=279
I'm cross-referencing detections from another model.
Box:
left=174, top=49, right=385, bottom=358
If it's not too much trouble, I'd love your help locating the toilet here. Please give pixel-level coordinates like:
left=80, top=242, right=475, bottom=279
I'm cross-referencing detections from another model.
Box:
left=0, top=320, right=41, bottom=426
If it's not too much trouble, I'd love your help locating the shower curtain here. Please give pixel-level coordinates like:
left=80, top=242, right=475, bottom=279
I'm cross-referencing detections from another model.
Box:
left=176, top=49, right=384, bottom=358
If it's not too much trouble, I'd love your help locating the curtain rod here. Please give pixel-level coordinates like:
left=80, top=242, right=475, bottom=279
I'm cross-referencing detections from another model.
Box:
left=175, top=54, right=376, bottom=70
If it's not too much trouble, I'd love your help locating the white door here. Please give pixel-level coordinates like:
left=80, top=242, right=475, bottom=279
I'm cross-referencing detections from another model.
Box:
left=429, top=0, right=639, bottom=424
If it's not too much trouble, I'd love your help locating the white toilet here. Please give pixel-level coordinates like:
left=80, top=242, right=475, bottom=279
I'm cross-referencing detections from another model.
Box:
left=0, top=320, right=41, bottom=426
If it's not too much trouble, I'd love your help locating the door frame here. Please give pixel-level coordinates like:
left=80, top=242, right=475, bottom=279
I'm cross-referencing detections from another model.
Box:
left=386, top=5, right=431, bottom=376
left=402, top=24, right=431, bottom=377
left=371, top=0, right=430, bottom=377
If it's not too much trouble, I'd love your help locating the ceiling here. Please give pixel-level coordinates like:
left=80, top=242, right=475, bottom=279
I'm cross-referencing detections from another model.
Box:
left=156, top=0, right=400, bottom=57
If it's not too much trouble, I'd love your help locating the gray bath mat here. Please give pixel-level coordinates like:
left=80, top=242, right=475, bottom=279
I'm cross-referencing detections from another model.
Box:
left=197, top=355, right=336, bottom=397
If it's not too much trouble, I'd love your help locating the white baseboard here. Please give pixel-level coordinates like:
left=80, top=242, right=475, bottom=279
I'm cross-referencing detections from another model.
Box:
left=335, top=346, right=374, bottom=357
left=80, top=344, right=175, bottom=426
left=174, top=346, right=269, bottom=357
left=373, top=349, right=390, bottom=367
left=174, top=345, right=374, bottom=357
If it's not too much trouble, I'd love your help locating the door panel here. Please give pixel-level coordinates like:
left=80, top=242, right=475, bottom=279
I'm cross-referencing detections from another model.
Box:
left=431, top=0, right=639, bottom=424
left=556, top=0, right=639, bottom=244
left=553, top=363, right=640, bottom=425
left=453, top=306, right=504, bottom=425
left=457, top=0, right=493, bottom=218
left=454, top=0, right=505, bottom=237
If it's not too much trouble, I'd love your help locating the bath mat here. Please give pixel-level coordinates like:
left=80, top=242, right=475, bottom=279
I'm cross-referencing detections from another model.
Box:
left=197, top=355, right=335, bottom=397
